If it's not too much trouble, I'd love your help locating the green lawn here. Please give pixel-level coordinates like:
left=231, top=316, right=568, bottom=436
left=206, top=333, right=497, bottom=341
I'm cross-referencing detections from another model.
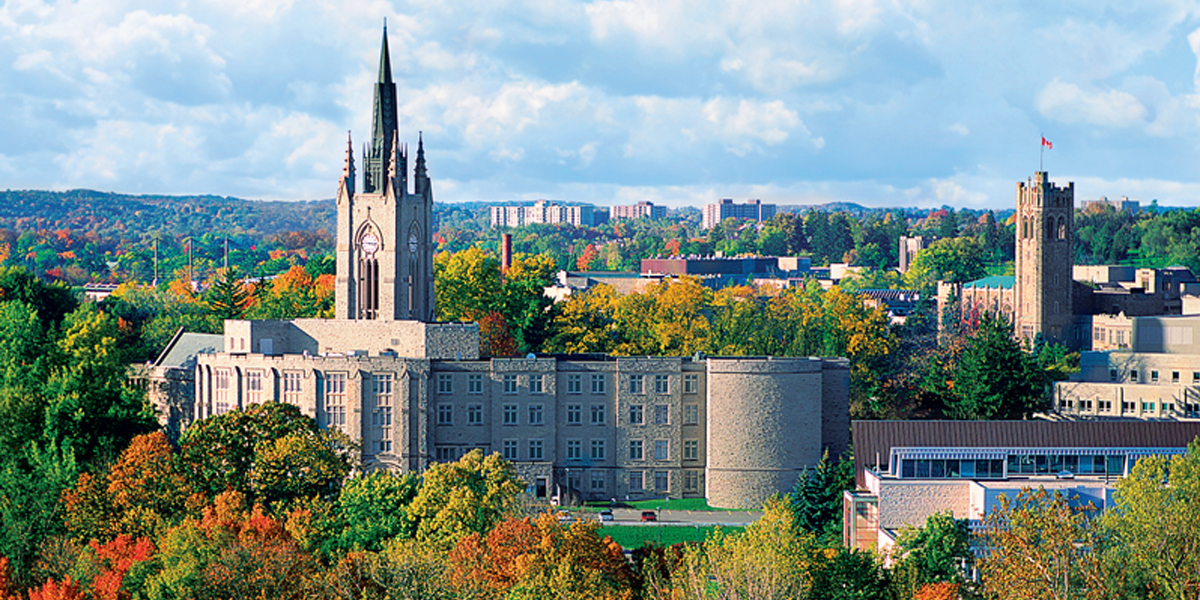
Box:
left=597, top=525, right=743, bottom=550
left=580, top=498, right=749, bottom=512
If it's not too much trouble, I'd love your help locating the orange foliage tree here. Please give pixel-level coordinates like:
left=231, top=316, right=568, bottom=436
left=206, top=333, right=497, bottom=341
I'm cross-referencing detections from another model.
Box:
left=449, top=513, right=633, bottom=599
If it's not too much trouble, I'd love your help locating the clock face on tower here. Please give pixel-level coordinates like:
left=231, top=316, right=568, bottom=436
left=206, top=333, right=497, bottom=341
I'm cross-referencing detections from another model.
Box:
left=361, top=233, right=379, bottom=256
left=409, top=232, right=419, bottom=254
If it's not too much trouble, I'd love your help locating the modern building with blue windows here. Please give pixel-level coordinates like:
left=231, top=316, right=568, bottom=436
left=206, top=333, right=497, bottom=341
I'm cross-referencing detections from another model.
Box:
left=844, top=420, right=1200, bottom=553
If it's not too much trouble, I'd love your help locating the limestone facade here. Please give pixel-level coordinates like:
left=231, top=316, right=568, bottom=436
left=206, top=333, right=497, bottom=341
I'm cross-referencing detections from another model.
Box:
left=193, top=347, right=850, bottom=508
left=1016, top=171, right=1075, bottom=345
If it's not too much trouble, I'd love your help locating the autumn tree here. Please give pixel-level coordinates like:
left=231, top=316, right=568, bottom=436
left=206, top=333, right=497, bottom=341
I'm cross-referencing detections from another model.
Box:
left=178, top=402, right=353, bottom=507
left=405, top=449, right=524, bottom=550
left=43, top=305, right=157, bottom=467
left=978, top=488, right=1109, bottom=600
left=63, top=432, right=197, bottom=542
left=1103, top=440, right=1200, bottom=600
left=450, top=513, right=632, bottom=599
left=890, top=511, right=971, bottom=598
left=657, top=498, right=822, bottom=599
left=335, top=470, right=421, bottom=552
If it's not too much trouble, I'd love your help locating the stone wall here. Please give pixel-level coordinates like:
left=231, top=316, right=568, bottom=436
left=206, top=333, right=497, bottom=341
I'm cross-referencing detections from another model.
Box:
left=877, top=480, right=970, bottom=530
left=705, top=357, right=825, bottom=509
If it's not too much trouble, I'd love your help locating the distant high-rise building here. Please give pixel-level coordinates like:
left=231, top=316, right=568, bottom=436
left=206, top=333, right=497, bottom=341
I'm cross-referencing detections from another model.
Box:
left=898, top=235, right=935, bottom=273
left=490, top=200, right=604, bottom=228
left=610, top=201, right=667, bottom=221
left=702, top=199, right=776, bottom=229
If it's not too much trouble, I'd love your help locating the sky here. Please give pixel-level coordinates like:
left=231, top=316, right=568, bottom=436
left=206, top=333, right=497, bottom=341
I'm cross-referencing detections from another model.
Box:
left=6, top=1, right=1200, bottom=209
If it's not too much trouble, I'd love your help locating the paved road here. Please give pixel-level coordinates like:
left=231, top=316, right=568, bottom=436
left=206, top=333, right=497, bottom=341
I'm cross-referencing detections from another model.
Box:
left=565, top=508, right=762, bottom=527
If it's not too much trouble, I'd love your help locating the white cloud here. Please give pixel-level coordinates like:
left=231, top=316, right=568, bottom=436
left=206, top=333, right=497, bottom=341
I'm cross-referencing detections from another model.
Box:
left=1036, top=79, right=1148, bottom=128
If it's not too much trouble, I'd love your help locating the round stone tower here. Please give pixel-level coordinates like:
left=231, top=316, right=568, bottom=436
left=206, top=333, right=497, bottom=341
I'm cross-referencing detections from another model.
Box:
left=705, top=357, right=824, bottom=509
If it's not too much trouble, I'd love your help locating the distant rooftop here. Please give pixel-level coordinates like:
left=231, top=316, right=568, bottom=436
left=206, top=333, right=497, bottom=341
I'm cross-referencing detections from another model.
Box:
left=963, top=275, right=1015, bottom=289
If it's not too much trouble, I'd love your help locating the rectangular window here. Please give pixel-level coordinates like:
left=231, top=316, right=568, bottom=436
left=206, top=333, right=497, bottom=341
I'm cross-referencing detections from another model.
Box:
left=654, top=405, right=670, bottom=425
left=529, top=439, right=544, bottom=461
left=1173, top=371, right=1181, bottom=384
left=591, top=404, right=606, bottom=425
left=567, top=374, right=582, bottom=394
left=1110, top=369, right=1119, bottom=382
left=214, top=368, right=233, bottom=415
left=282, top=371, right=302, bottom=405
left=590, top=472, right=605, bottom=491
left=437, top=373, right=452, bottom=394
left=566, top=439, right=582, bottom=460
left=437, top=447, right=455, bottom=461
left=503, top=439, right=518, bottom=460
left=683, top=404, right=699, bottom=425
left=1194, top=372, right=1200, bottom=384
left=629, top=440, right=643, bottom=460
left=655, top=440, right=670, bottom=461
left=684, top=439, right=698, bottom=461
left=591, top=373, right=606, bottom=394
left=629, top=374, right=644, bottom=394
left=529, top=374, right=544, bottom=394
left=437, top=403, right=453, bottom=425
left=324, top=372, right=347, bottom=429
left=629, top=471, right=643, bottom=491
left=468, top=374, right=483, bottom=394
left=654, top=374, right=670, bottom=394
left=246, top=370, right=263, bottom=404
left=590, top=439, right=606, bottom=460
left=684, top=373, right=698, bottom=394
left=1152, top=371, right=1160, bottom=383
left=468, top=404, right=483, bottom=425
left=628, top=404, right=643, bottom=425
left=684, top=471, right=699, bottom=492
left=374, top=373, right=393, bottom=453
left=1131, top=370, right=1139, bottom=383
left=655, top=471, right=669, bottom=491
left=503, top=404, right=518, bottom=425
left=504, top=374, right=518, bottom=394
left=528, top=403, right=544, bottom=425
left=566, top=404, right=581, bottom=424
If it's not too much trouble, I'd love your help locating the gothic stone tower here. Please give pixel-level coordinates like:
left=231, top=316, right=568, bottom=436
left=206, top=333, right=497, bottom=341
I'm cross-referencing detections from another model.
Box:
left=335, top=25, right=435, bottom=322
left=1015, top=171, right=1074, bottom=346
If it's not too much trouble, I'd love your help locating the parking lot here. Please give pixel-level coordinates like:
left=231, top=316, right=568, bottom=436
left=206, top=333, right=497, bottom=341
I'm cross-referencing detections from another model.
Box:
left=560, top=508, right=763, bottom=527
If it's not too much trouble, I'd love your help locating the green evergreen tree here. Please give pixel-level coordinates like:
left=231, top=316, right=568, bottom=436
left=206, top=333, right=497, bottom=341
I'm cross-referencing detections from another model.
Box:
left=949, top=313, right=1047, bottom=419
left=789, top=450, right=855, bottom=543
left=204, top=267, right=250, bottom=321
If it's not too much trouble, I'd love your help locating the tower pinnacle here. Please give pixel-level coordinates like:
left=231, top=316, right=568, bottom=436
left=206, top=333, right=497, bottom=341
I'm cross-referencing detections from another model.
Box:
left=364, top=25, right=398, bottom=193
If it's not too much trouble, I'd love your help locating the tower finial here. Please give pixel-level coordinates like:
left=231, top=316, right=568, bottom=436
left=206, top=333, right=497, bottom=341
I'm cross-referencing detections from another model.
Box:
left=378, top=23, right=393, bottom=85
left=415, top=131, right=427, bottom=179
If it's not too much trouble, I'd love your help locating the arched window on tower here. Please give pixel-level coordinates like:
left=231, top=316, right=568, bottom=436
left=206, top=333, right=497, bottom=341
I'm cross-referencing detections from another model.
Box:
left=358, top=229, right=381, bottom=320
left=1058, top=216, right=1067, bottom=240
left=1046, top=217, right=1055, bottom=240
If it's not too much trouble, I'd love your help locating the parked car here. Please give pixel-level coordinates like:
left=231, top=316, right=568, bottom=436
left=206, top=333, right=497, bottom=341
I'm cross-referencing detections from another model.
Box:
left=556, top=510, right=574, bottom=523
left=1055, top=470, right=1076, bottom=480
left=599, top=509, right=614, bottom=522
left=640, top=510, right=657, bottom=522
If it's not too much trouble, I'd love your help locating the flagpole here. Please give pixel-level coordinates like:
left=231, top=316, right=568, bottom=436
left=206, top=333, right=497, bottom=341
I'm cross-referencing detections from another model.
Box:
left=1040, top=132, right=1044, bottom=172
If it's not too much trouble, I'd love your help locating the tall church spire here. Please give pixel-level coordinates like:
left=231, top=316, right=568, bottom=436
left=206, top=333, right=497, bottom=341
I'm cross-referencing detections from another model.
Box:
left=364, top=23, right=398, bottom=193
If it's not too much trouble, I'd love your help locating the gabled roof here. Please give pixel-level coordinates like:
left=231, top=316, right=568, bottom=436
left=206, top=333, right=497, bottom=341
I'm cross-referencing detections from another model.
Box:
left=152, top=328, right=224, bottom=369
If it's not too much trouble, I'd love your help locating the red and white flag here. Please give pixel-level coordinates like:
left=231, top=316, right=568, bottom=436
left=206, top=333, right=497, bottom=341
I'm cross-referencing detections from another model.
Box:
left=1041, top=136, right=1052, bottom=150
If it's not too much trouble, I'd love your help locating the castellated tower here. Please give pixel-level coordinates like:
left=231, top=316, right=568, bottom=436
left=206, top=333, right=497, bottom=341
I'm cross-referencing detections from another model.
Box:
left=1015, top=171, right=1074, bottom=346
left=334, top=25, right=435, bottom=322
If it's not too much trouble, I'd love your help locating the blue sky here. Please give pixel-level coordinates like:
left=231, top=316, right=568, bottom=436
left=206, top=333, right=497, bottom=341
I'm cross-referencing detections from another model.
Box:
left=5, top=0, right=1200, bottom=209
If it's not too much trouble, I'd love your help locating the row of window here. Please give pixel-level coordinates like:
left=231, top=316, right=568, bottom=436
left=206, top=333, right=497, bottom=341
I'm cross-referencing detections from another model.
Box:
left=436, top=402, right=702, bottom=427
left=1064, top=398, right=1193, bottom=414
left=1110, top=369, right=1200, bottom=384
left=897, top=454, right=1126, bottom=479
left=436, top=372, right=702, bottom=395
